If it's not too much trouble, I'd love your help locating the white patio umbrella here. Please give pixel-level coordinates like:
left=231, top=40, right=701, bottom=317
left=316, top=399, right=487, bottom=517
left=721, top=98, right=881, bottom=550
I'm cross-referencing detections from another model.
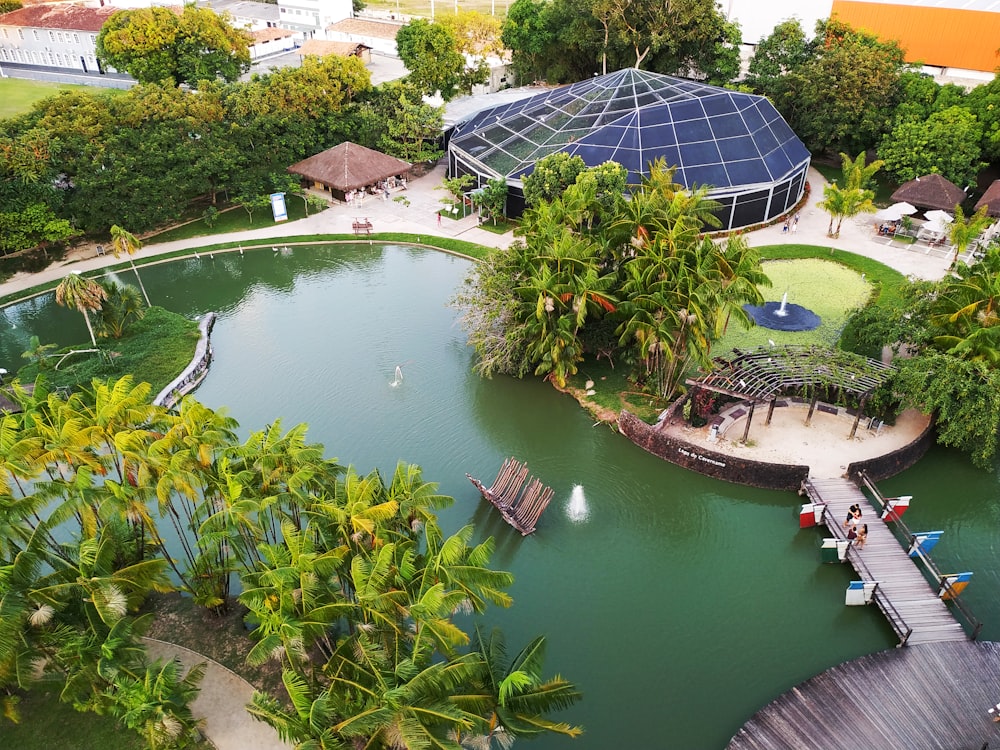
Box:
left=873, top=202, right=918, bottom=221
left=925, top=209, right=954, bottom=224
left=919, top=219, right=949, bottom=237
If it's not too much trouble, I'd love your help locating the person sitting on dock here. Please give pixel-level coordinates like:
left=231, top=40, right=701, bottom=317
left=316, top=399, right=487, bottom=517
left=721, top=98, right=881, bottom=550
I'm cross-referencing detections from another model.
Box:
left=855, top=524, right=868, bottom=549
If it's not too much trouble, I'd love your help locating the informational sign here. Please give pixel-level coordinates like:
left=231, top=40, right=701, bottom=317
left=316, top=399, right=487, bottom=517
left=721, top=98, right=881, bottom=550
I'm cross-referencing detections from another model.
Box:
left=270, top=192, right=288, bottom=222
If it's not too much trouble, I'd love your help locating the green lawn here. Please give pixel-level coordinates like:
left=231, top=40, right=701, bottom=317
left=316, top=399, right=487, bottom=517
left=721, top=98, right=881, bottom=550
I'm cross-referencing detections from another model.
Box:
left=145, top=199, right=316, bottom=243
left=0, top=688, right=142, bottom=750
left=0, top=78, right=93, bottom=120
left=811, top=160, right=897, bottom=206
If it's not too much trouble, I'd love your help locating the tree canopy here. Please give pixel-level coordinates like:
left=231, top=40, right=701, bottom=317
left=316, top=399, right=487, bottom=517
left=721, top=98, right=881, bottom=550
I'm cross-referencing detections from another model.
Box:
left=396, top=19, right=486, bottom=101
left=0, top=377, right=583, bottom=746
left=96, top=5, right=253, bottom=86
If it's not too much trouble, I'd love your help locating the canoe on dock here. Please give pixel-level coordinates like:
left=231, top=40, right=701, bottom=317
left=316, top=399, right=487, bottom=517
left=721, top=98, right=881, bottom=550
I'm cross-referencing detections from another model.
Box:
left=467, top=458, right=554, bottom=535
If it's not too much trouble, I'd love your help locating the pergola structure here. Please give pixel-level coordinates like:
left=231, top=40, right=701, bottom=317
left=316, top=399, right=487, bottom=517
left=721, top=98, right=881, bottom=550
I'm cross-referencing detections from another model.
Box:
left=686, top=346, right=895, bottom=442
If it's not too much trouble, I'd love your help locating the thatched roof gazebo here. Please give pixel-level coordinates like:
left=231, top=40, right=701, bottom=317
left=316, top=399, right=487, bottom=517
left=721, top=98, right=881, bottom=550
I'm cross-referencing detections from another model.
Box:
left=287, top=142, right=410, bottom=201
left=890, top=173, right=966, bottom=211
left=975, top=179, right=1000, bottom=217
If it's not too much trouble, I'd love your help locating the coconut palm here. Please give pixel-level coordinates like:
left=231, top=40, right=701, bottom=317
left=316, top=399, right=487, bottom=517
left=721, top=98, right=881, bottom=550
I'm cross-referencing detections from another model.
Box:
left=94, top=281, right=145, bottom=339
left=105, top=658, right=205, bottom=750
left=109, top=225, right=151, bottom=306
left=55, top=271, right=107, bottom=347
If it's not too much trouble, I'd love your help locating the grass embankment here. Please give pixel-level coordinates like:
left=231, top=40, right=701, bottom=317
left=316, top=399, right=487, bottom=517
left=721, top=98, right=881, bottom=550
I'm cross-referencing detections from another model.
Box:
left=16, top=307, right=200, bottom=393
left=145, top=199, right=315, bottom=244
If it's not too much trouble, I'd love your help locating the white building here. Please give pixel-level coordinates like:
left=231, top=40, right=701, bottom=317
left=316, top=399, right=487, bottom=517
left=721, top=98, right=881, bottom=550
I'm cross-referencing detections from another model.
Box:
left=278, top=0, right=351, bottom=39
left=0, top=4, right=120, bottom=76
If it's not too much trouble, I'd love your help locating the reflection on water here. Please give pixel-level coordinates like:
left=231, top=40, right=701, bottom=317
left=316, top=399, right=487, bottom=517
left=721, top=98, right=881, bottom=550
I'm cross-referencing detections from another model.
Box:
left=1, top=243, right=997, bottom=748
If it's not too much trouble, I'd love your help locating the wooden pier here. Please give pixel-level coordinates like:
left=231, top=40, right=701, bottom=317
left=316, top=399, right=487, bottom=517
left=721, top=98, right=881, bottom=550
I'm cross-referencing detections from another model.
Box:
left=801, top=477, right=969, bottom=646
left=466, top=458, right=554, bottom=535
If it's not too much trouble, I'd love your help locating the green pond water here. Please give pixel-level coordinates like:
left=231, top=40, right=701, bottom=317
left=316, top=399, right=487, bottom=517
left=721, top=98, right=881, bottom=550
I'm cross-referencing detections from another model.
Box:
left=1, top=244, right=997, bottom=749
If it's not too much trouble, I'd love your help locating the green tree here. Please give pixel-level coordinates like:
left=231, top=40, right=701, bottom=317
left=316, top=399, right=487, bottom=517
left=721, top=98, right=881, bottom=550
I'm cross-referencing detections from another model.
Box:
left=396, top=20, right=484, bottom=101
left=55, top=272, right=107, bottom=347
left=744, top=19, right=810, bottom=98
left=946, top=205, right=993, bottom=269
left=773, top=20, right=906, bottom=155
left=374, top=82, right=445, bottom=163
left=877, top=106, right=985, bottom=187
left=522, top=152, right=587, bottom=208
left=104, top=659, right=205, bottom=750
left=96, top=5, right=252, bottom=86
left=501, top=0, right=556, bottom=83
left=94, top=281, right=146, bottom=340
left=472, top=178, right=509, bottom=224
left=109, top=225, right=151, bottom=307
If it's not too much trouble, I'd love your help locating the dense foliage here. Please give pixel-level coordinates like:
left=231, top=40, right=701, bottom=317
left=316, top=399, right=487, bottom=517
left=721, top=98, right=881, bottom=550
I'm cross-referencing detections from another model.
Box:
left=0, top=377, right=581, bottom=747
left=849, top=246, right=1000, bottom=467
left=454, top=160, right=768, bottom=398
left=396, top=19, right=487, bottom=101
left=501, top=0, right=740, bottom=84
left=0, top=55, right=391, bottom=245
left=96, top=5, right=253, bottom=86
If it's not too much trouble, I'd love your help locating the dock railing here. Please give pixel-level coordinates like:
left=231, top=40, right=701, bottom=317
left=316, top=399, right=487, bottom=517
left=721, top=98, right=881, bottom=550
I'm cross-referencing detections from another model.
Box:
left=818, top=504, right=913, bottom=646
left=857, top=471, right=983, bottom=640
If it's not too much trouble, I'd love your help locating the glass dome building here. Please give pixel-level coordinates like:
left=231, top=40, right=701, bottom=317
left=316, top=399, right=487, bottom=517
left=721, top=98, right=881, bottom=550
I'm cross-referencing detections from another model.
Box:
left=447, top=68, right=810, bottom=229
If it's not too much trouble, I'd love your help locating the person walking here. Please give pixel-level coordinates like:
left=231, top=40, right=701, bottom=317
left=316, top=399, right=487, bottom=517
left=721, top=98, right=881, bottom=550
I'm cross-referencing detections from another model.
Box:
left=855, top=523, right=868, bottom=549
left=782, top=218, right=789, bottom=234
left=437, top=211, right=442, bottom=227
left=792, top=213, right=800, bottom=233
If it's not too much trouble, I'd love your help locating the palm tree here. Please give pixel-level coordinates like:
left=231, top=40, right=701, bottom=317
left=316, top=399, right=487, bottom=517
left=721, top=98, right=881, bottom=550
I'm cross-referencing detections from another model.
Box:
left=840, top=150, right=884, bottom=191
left=105, top=658, right=205, bottom=750
left=452, top=626, right=582, bottom=745
left=94, top=281, right=145, bottom=339
left=55, top=271, right=107, bottom=347
left=947, top=204, right=992, bottom=269
left=109, top=225, right=151, bottom=306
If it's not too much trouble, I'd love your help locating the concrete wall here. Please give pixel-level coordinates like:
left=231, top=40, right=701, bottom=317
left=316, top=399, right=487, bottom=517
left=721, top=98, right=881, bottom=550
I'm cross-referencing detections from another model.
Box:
left=847, top=418, right=935, bottom=483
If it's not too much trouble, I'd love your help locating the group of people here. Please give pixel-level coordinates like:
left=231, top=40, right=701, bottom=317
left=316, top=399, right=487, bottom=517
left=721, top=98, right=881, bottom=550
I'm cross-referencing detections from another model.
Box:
left=781, top=212, right=800, bottom=234
left=843, top=503, right=868, bottom=549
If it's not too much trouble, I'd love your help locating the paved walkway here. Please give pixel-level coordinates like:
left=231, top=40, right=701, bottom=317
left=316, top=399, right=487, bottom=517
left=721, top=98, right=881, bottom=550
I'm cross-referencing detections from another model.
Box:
left=142, top=638, right=287, bottom=750
left=0, top=166, right=951, bottom=301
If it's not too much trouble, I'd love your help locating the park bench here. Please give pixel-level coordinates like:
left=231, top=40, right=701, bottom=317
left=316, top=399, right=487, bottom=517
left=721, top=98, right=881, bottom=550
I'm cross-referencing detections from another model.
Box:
left=352, top=218, right=373, bottom=235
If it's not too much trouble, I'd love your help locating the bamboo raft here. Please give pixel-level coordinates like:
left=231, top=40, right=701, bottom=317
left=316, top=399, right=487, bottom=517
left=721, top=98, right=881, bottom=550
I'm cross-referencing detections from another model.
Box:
left=466, top=458, right=555, bottom=535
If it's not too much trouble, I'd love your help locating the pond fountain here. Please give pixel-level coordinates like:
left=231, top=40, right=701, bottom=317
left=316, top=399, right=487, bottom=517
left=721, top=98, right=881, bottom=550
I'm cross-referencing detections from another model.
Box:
left=743, top=291, right=821, bottom=332
left=0, top=243, right=996, bottom=749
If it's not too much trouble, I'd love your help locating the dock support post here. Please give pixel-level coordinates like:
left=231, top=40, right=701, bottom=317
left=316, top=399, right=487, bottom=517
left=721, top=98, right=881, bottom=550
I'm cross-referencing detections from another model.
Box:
left=740, top=402, right=756, bottom=444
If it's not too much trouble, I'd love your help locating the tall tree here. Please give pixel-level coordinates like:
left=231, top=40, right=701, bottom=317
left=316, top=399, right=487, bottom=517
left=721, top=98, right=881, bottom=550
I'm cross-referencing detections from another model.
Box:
left=878, top=106, right=985, bottom=187
left=109, top=225, right=151, bottom=307
left=96, top=5, right=252, bottom=86
left=55, top=272, right=107, bottom=347
left=396, top=20, right=485, bottom=101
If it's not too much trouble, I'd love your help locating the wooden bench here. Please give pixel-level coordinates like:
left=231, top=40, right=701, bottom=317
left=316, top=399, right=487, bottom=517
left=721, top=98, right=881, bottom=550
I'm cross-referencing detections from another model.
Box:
left=352, top=218, right=373, bottom=235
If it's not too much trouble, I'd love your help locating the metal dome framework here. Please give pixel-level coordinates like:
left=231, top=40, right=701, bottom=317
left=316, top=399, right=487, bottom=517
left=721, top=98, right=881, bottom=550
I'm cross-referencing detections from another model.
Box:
left=447, top=68, right=811, bottom=228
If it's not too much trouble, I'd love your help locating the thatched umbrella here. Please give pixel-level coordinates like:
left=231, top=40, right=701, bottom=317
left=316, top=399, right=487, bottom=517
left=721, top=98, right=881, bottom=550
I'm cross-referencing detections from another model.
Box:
left=890, top=173, right=966, bottom=211
left=975, top=179, right=1000, bottom=217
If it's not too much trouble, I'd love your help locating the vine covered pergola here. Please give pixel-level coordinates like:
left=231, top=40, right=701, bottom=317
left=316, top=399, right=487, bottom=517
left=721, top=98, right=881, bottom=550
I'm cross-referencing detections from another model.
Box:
left=687, top=345, right=895, bottom=441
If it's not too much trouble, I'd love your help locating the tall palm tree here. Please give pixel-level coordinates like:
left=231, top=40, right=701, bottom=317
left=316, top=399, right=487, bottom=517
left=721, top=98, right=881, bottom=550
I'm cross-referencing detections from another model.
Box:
left=109, top=225, right=151, bottom=306
left=55, top=271, right=106, bottom=347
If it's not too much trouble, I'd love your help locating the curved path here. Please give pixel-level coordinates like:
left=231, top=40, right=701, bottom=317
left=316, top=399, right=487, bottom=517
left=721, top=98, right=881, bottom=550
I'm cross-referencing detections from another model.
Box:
left=728, top=640, right=1000, bottom=749
left=142, top=638, right=287, bottom=750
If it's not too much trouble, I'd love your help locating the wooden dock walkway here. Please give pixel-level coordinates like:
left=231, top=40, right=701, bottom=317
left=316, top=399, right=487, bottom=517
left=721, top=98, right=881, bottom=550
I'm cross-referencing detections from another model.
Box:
left=802, top=477, right=968, bottom=646
left=728, top=640, right=1000, bottom=749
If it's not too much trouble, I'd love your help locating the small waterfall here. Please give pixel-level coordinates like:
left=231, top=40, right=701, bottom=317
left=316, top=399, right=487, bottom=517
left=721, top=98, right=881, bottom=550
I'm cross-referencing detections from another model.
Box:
left=567, top=485, right=589, bottom=522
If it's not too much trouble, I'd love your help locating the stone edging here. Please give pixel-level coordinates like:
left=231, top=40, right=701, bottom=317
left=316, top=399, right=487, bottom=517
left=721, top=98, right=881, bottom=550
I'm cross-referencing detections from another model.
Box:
left=154, top=312, right=216, bottom=409
left=618, top=410, right=810, bottom=491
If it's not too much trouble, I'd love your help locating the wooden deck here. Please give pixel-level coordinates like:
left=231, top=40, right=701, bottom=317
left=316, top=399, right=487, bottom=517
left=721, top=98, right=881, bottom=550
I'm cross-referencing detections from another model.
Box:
left=802, top=477, right=968, bottom=646
left=728, top=640, right=1000, bottom=749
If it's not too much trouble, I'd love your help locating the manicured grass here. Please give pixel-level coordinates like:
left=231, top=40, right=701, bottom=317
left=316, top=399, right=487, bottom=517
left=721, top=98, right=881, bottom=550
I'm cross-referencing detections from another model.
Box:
left=16, top=306, right=200, bottom=393
left=145, top=198, right=317, bottom=243
left=0, top=78, right=93, bottom=120
left=478, top=218, right=517, bottom=234
left=714, top=258, right=871, bottom=352
left=0, top=688, right=145, bottom=750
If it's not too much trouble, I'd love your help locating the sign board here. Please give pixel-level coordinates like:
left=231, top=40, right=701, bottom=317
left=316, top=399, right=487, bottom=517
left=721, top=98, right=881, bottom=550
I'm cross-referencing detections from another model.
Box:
left=270, top=192, right=288, bottom=222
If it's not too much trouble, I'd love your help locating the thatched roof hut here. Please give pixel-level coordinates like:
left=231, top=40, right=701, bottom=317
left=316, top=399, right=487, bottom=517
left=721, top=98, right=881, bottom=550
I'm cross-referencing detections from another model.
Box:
left=287, top=142, right=410, bottom=201
left=975, top=179, right=1000, bottom=217
left=890, top=173, right=966, bottom=211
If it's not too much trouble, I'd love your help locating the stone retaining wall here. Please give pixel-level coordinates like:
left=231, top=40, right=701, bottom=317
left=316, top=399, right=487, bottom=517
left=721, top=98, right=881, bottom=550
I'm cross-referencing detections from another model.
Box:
left=847, top=418, right=935, bottom=482
left=619, top=411, right=810, bottom=491
left=153, top=312, right=216, bottom=410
